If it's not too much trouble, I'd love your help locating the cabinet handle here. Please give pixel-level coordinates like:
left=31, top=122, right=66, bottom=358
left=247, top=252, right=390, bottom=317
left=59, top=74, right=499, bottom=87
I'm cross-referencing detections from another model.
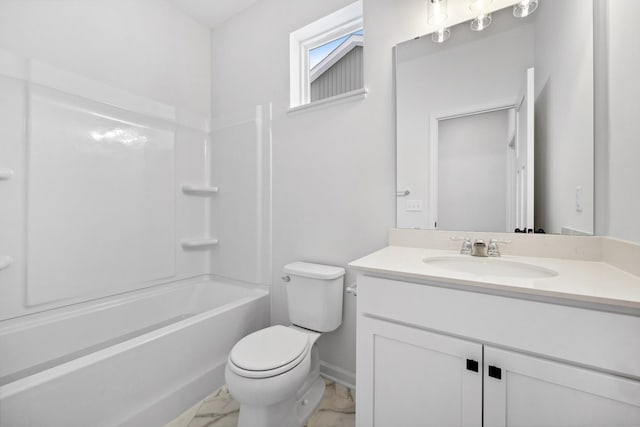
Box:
left=488, top=365, right=502, bottom=380
left=466, top=359, right=479, bottom=372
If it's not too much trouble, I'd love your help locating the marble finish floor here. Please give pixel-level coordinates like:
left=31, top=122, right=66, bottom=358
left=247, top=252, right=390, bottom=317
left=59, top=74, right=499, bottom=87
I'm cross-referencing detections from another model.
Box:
left=165, top=377, right=355, bottom=427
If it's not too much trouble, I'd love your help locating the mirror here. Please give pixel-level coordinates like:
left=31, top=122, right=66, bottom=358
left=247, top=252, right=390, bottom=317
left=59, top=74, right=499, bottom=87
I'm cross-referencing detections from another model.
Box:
left=395, top=1, right=594, bottom=235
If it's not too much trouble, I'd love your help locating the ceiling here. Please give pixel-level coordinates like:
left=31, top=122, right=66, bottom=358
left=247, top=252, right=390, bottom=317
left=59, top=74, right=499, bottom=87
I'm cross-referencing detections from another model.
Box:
left=166, top=0, right=258, bottom=28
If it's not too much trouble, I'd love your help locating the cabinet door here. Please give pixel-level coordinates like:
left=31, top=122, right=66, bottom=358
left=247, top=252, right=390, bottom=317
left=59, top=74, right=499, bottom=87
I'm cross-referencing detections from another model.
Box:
left=484, top=346, right=640, bottom=427
left=356, top=316, right=482, bottom=427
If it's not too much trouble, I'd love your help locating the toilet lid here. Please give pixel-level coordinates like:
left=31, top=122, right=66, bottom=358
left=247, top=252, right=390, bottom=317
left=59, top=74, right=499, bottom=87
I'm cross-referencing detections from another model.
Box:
left=230, top=325, right=310, bottom=372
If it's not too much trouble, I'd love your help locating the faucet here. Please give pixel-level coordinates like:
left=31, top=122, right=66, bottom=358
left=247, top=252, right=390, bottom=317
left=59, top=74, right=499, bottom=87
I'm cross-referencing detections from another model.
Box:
left=451, top=236, right=472, bottom=255
left=471, top=239, right=488, bottom=257
left=453, top=236, right=511, bottom=257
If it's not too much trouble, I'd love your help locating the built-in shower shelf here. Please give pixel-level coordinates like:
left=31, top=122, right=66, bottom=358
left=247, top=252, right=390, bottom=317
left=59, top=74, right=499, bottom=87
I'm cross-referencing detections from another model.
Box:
left=0, top=169, right=15, bottom=181
left=0, top=256, right=13, bottom=271
left=181, top=238, right=219, bottom=249
left=181, top=184, right=219, bottom=196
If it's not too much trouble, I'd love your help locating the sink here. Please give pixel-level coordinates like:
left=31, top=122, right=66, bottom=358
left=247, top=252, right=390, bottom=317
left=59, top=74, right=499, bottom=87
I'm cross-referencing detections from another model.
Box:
left=422, top=256, right=558, bottom=279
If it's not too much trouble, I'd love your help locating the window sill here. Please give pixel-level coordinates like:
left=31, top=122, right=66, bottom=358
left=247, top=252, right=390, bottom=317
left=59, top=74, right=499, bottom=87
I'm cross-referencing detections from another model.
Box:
left=288, top=88, right=367, bottom=115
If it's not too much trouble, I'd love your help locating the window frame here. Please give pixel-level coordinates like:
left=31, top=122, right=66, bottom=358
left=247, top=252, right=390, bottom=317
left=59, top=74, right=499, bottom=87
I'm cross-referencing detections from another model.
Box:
left=289, top=1, right=363, bottom=108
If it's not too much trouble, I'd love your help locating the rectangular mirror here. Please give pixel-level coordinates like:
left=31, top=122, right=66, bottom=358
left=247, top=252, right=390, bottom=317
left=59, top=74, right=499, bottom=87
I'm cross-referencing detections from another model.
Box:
left=395, top=0, right=594, bottom=235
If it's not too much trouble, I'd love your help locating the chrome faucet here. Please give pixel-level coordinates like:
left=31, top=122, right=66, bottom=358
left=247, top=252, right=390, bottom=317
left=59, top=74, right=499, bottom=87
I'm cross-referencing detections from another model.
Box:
left=487, top=238, right=511, bottom=257
left=471, top=239, right=488, bottom=257
left=488, top=239, right=500, bottom=257
left=451, top=236, right=472, bottom=255
left=452, top=236, right=511, bottom=257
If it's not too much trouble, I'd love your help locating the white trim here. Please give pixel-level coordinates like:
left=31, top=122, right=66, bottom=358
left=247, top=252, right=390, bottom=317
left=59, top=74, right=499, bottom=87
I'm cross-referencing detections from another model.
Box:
left=525, top=67, right=535, bottom=230
left=289, top=1, right=363, bottom=108
left=319, top=360, right=356, bottom=389
left=310, top=34, right=363, bottom=83
left=561, top=226, right=592, bottom=236
left=287, top=87, right=366, bottom=115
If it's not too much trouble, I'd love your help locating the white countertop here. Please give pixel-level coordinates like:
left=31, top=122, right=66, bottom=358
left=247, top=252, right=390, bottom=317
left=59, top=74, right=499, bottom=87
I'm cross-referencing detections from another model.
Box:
left=349, top=246, right=640, bottom=311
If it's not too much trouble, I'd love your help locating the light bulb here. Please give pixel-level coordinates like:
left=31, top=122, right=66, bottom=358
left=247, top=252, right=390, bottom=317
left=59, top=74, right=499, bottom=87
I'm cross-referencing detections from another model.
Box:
left=432, top=28, right=451, bottom=43
left=470, top=13, right=492, bottom=31
left=513, top=0, right=538, bottom=18
left=427, top=0, right=448, bottom=25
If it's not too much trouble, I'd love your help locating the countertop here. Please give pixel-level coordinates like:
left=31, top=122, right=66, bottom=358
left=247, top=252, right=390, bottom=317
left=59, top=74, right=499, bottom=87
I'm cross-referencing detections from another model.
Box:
left=349, top=246, right=640, bottom=311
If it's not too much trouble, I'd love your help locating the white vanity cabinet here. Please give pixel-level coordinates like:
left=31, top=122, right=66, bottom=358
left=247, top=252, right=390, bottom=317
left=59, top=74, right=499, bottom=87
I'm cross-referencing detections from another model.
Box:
left=484, top=346, right=640, bottom=426
left=355, top=274, right=640, bottom=427
left=358, top=316, right=482, bottom=427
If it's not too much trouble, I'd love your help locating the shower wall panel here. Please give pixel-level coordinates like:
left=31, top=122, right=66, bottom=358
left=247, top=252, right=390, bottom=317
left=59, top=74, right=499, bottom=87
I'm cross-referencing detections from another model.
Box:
left=0, top=53, right=211, bottom=320
left=26, top=86, right=176, bottom=305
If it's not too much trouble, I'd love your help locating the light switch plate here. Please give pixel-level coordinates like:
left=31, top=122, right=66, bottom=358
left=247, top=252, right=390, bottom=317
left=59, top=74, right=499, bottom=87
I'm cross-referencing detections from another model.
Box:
left=406, top=199, right=423, bottom=212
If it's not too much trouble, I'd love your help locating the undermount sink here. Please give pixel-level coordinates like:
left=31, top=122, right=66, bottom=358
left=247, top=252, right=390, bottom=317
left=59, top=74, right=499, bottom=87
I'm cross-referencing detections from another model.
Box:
left=422, top=256, right=558, bottom=279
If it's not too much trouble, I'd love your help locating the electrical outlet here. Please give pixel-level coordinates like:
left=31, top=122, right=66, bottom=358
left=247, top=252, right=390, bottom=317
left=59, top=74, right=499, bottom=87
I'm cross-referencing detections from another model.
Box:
left=406, top=199, right=423, bottom=212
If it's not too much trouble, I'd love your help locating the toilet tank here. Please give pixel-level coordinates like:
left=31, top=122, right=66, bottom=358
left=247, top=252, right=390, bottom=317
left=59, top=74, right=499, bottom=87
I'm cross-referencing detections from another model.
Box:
left=283, top=262, right=345, bottom=332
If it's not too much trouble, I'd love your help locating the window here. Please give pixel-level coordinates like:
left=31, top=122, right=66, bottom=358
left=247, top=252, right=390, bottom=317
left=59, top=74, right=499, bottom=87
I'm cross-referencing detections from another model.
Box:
left=290, top=1, right=364, bottom=108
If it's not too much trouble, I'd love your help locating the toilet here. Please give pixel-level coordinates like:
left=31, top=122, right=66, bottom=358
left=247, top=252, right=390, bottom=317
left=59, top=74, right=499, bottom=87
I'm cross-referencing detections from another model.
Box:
left=225, top=262, right=345, bottom=427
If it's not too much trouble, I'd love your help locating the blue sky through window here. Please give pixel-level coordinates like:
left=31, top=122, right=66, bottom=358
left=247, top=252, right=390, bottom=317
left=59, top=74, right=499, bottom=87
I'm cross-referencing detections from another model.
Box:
left=309, top=29, right=363, bottom=70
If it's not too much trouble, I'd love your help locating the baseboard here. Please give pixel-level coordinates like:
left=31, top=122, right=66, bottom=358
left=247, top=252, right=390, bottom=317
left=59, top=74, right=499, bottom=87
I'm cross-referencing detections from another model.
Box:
left=561, top=226, right=592, bottom=236
left=320, top=361, right=356, bottom=390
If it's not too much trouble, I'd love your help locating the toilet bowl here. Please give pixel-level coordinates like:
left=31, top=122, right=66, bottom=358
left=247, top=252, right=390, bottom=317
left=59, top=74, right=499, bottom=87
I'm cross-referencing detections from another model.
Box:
left=225, top=325, right=323, bottom=427
left=225, top=262, right=345, bottom=427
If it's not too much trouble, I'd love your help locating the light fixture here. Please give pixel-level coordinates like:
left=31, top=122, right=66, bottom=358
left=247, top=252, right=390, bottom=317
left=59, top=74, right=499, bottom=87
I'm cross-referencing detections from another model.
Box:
left=427, top=0, right=448, bottom=25
left=470, top=13, right=492, bottom=31
left=513, top=0, right=538, bottom=18
left=469, top=0, right=493, bottom=12
left=432, top=27, right=451, bottom=43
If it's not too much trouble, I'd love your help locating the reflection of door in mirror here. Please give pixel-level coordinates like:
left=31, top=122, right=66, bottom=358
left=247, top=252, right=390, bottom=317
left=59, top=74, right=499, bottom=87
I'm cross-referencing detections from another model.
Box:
left=437, top=109, right=510, bottom=233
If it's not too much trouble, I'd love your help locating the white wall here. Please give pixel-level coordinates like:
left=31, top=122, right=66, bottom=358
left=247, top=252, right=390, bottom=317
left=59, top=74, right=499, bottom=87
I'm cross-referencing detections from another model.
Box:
left=595, top=0, right=640, bottom=244
left=0, top=0, right=211, bottom=116
left=210, top=0, right=434, bottom=382
left=533, top=0, right=594, bottom=235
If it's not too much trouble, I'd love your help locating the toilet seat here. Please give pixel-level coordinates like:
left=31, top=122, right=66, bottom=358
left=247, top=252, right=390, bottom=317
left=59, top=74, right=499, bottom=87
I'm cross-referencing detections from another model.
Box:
left=229, top=325, right=310, bottom=379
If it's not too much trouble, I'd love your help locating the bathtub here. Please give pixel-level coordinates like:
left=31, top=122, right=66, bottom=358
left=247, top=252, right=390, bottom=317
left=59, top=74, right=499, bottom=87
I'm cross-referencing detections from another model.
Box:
left=0, top=277, right=270, bottom=427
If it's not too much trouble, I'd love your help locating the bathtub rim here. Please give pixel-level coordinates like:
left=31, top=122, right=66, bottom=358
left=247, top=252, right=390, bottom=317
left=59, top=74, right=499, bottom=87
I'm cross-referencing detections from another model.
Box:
left=0, top=274, right=267, bottom=332
left=0, top=276, right=269, bottom=398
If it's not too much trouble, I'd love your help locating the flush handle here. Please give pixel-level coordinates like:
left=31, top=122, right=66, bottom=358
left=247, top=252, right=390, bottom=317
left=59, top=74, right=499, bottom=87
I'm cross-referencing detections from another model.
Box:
left=488, top=365, right=502, bottom=380
left=466, top=359, right=479, bottom=372
left=281, top=275, right=291, bottom=282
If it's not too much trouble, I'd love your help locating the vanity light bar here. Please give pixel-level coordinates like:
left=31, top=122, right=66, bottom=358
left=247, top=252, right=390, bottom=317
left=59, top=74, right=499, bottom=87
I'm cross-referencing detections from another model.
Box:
left=430, top=0, right=539, bottom=43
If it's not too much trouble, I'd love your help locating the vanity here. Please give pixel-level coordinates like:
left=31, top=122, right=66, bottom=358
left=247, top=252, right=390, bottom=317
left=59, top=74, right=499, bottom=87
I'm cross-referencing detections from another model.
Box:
left=350, top=230, right=640, bottom=427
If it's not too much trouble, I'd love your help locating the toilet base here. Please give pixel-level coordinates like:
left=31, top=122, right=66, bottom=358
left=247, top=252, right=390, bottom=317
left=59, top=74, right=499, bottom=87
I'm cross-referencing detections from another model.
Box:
left=296, top=376, right=325, bottom=423
left=237, top=396, right=299, bottom=427
left=235, top=345, right=324, bottom=427
left=236, top=376, right=325, bottom=427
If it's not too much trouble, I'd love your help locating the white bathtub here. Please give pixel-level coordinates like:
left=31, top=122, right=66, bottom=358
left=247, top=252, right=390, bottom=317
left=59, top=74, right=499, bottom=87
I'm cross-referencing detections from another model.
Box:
left=0, top=277, right=269, bottom=426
